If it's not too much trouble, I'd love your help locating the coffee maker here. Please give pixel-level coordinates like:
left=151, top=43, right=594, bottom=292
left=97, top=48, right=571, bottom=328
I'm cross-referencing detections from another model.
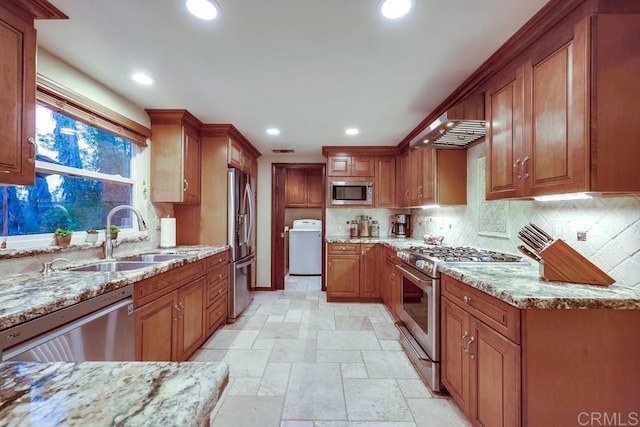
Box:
left=392, top=214, right=410, bottom=238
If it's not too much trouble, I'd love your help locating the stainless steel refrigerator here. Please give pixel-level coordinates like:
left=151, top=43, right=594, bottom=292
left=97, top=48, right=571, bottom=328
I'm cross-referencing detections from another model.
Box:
left=227, top=168, right=255, bottom=323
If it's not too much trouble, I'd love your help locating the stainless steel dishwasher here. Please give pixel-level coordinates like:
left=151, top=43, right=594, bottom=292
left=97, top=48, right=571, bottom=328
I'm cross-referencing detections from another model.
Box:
left=0, top=285, right=134, bottom=362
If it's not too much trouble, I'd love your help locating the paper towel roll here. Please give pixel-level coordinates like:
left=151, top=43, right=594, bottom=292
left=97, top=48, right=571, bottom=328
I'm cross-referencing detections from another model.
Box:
left=160, top=218, right=176, bottom=248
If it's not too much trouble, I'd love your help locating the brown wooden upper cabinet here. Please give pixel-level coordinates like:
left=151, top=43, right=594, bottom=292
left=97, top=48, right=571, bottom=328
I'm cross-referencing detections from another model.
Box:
left=400, top=148, right=466, bottom=208
left=327, top=155, right=374, bottom=177
left=147, top=110, right=202, bottom=204
left=486, top=13, right=640, bottom=200
left=374, top=156, right=395, bottom=207
left=285, top=167, right=323, bottom=208
left=229, top=136, right=258, bottom=177
left=0, top=1, right=66, bottom=186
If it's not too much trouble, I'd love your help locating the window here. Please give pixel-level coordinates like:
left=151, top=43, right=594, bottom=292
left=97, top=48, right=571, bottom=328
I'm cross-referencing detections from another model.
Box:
left=0, top=75, right=150, bottom=248
left=0, top=105, right=135, bottom=240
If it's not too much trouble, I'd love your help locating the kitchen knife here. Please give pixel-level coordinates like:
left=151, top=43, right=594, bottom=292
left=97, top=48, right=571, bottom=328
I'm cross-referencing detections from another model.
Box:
left=521, top=226, right=549, bottom=249
left=518, top=245, right=541, bottom=262
left=517, top=231, right=544, bottom=252
left=528, top=222, right=554, bottom=242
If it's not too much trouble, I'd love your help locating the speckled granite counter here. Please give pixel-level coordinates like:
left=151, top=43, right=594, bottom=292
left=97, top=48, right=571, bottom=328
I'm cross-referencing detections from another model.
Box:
left=325, top=237, right=640, bottom=310
left=0, top=361, right=228, bottom=426
left=0, top=245, right=228, bottom=331
left=439, top=263, right=640, bottom=310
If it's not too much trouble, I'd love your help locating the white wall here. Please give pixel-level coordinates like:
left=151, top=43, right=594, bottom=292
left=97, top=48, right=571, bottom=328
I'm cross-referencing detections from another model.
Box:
left=409, top=142, right=640, bottom=288
left=256, top=154, right=326, bottom=288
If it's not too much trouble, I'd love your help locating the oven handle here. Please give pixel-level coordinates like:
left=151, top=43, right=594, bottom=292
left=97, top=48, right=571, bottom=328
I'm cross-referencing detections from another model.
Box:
left=395, top=264, right=433, bottom=288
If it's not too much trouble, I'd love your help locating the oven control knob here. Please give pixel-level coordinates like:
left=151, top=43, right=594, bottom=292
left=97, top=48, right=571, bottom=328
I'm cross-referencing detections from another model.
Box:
left=396, top=251, right=407, bottom=260
left=416, top=259, right=427, bottom=270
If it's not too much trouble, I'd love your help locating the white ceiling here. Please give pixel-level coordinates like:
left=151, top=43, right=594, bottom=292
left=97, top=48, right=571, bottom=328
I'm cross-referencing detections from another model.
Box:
left=35, top=0, right=549, bottom=156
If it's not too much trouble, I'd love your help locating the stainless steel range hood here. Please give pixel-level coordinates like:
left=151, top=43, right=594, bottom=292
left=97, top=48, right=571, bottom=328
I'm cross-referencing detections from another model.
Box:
left=409, top=94, right=486, bottom=149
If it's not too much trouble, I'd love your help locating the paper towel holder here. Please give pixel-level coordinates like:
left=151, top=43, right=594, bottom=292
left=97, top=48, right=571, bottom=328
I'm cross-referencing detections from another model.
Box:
left=160, top=216, right=177, bottom=248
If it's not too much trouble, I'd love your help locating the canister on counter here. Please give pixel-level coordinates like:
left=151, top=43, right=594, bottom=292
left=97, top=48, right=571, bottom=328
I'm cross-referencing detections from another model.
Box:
left=349, top=220, right=359, bottom=238
left=371, top=220, right=379, bottom=237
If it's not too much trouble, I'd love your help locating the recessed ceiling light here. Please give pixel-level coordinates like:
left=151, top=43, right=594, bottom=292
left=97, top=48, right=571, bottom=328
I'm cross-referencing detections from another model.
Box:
left=380, top=0, right=412, bottom=19
left=345, top=128, right=359, bottom=135
left=186, top=0, right=219, bottom=20
left=266, top=128, right=281, bottom=135
left=130, top=72, right=154, bottom=86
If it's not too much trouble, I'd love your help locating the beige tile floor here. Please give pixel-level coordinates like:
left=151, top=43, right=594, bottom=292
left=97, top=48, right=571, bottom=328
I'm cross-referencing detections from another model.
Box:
left=190, top=275, right=470, bottom=427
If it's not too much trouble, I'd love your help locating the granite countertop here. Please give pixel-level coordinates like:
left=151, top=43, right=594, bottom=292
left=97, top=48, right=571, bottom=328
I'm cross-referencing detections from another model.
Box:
left=0, top=361, right=228, bottom=426
left=0, top=245, right=228, bottom=331
left=325, top=236, right=640, bottom=310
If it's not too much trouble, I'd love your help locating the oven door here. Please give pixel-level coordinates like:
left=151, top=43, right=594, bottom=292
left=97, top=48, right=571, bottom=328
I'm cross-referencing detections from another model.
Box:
left=396, top=263, right=439, bottom=362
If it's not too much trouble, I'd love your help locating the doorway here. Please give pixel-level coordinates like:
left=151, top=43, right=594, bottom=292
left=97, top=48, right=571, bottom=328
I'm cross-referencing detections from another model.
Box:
left=271, top=163, right=326, bottom=291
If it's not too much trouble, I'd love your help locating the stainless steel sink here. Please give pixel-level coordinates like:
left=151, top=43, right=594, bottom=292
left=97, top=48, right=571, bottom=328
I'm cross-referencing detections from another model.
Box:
left=120, top=254, right=185, bottom=262
left=68, top=261, right=161, bottom=272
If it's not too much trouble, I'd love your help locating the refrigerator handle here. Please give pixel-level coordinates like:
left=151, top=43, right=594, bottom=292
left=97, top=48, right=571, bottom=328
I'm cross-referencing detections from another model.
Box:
left=236, top=254, right=255, bottom=269
left=245, top=181, right=255, bottom=247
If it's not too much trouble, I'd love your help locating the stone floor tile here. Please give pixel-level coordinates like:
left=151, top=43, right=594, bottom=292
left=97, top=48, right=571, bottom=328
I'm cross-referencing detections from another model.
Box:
left=270, top=338, right=317, bottom=363
left=406, top=398, right=470, bottom=426
left=253, top=338, right=277, bottom=350
left=362, top=351, right=419, bottom=379
left=203, top=329, right=259, bottom=350
left=396, top=379, right=432, bottom=398
left=258, top=322, right=301, bottom=339
left=189, top=348, right=227, bottom=362
left=222, top=314, right=268, bottom=330
left=258, top=362, right=292, bottom=396
left=300, top=310, right=336, bottom=331
left=223, top=349, right=271, bottom=378
left=343, top=378, right=413, bottom=421
left=372, top=323, right=400, bottom=340
left=317, top=330, right=381, bottom=351
left=335, top=315, right=373, bottom=331
left=316, top=350, right=363, bottom=363
left=211, top=395, right=284, bottom=427
left=229, top=377, right=261, bottom=396
left=285, top=309, right=304, bottom=322
left=380, top=340, right=402, bottom=351
left=283, top=363, right=347, bottom=420
left=341, top=363, right=368, bottom=378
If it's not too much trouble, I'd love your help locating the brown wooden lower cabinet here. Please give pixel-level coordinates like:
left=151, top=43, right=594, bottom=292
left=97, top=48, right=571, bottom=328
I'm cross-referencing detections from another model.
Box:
left=442, top=273, right=640, bottom=426
left=327, top=243, right=381, bottom=302
left=382, top=247, right=400, bottom=320
left=134, top=251, right=229, bottom=361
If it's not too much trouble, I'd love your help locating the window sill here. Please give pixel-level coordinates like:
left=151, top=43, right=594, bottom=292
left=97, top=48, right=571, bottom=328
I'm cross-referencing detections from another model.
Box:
left=0, top=235, right=150, bottom=261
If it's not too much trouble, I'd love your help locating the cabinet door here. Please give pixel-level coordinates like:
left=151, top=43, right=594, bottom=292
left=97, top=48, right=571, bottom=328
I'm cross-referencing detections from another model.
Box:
left=360, top=244, right=380, bottom=299
left=228, top=138, right=245, bottom=170
left=176, top=276, right=206, bottom=361
left=285, top=168, right=307, bottom=207
left=524, top=18, right=588, bottom=197
left=306, top=167, right=324, bottom=207
left=327, top=255, right=360, bottom=299
left=183, top=125, right=201, bottom=204
left=469, top=317, right=521, bottom=427
left=375, top=156, right=395, bottom=207
left=135, top=292, right=177, bottom=361
left=0, top=8, right=36, bottom=186
left=399, top=152, right=411, bottom=207
left=410, top=149, right=422, bottom=206
left=442, top=298, right=472, bottom=417
left=420, top=149, right=435, bottom=205
left=327, top=156, right=351, bottom=176
left=351, top=156, right=375, bottom=177
left=485, top=67, right=525, bottom=200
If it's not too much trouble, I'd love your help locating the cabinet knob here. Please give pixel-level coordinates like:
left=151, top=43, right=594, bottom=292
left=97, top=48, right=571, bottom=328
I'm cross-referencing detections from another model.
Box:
left=463, top=295, right=471, bottom=304
left=464, top=336, right=475, bottom=354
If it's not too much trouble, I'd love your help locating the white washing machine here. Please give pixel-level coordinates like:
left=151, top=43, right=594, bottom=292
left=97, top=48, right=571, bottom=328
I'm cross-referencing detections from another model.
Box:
left=289, top=219, right=322, bottom=275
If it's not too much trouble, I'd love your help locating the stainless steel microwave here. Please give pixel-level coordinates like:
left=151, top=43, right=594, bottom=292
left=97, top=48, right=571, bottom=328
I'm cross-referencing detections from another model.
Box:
left=330, top=181, right=373, bottom=205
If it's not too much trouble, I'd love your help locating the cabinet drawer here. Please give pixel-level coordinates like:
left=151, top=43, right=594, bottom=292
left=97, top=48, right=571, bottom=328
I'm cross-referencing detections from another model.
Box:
left=207, top=270, right=227, bottom=307
left=207, top=251, right=228, bottom=270
left=328, top=243, right=359, bottom=255
left=135, top=260, right=206, bottom=307
left=442, top=274, right=520, bottom=344
left=206, top=296, right=227, bottom=334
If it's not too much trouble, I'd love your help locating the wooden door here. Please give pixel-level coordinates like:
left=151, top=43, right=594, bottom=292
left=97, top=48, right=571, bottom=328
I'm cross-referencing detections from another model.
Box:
left=135, top=292, right=177, bottom=361
left=306, top=167, right=324, bottom=207
left=375, top=156, right=396, bottom=207
left=524, top=17, right=588, bottom=197
left=327, top=255, right=360, bottom=299
left=360, top=244, right=380, bottom=299
left=442, top=298, right=471, bottom=417
left=351, top=156, right=375, bottom=176
left=176, top=277, right=206, bottom=360
left=183, top=125, right=201, bottom=204
left=285, top=168, right=307, bottom=207
left=0, top=7, right=36, bottom=186
left=485, top=66, right=525, bottom=200
left=327, top=156, right=351, bottom=176
left=469, top=317, right=521, bottom=427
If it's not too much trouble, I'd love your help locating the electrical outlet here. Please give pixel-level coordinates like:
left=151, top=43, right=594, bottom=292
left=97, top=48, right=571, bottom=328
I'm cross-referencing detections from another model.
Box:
left=553, top=223, right=563, bottom=237
left=577, top=231, right=587, bottom=241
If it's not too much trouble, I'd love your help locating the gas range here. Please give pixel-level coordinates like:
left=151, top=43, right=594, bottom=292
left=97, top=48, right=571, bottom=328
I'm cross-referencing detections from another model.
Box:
left=396, top=245, right=525, bottom=278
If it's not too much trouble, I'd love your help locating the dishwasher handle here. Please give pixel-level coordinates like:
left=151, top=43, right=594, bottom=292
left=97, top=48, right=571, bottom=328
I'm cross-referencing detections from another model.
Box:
left=1, top=297, right=133, bottom=361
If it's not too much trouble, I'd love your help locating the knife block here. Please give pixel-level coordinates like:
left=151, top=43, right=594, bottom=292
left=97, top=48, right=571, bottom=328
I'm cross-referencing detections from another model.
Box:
left=538, top=239, right=614, bottom=286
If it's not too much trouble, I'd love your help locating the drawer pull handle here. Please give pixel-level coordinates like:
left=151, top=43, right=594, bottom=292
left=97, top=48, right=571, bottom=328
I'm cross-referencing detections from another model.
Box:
left=461, top=331, right=468, bottom=341
left=463, top=295, right=471, bottom=304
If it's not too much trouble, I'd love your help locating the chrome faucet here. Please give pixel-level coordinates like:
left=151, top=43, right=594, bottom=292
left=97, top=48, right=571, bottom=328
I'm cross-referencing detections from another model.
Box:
left=41, top=257, right=69, bottom=274
left=104, top=205, right=148, bottom=259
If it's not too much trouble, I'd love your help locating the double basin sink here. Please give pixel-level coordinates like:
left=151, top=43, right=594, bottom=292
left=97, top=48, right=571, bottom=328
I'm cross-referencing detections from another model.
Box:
left=68, top=253, right=185, bottom=272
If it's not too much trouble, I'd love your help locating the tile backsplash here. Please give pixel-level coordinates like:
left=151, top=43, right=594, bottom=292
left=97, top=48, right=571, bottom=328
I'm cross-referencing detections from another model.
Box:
left=326, top=208, right=409, bottom=237
left=409, top=142, right=640, bottom=288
